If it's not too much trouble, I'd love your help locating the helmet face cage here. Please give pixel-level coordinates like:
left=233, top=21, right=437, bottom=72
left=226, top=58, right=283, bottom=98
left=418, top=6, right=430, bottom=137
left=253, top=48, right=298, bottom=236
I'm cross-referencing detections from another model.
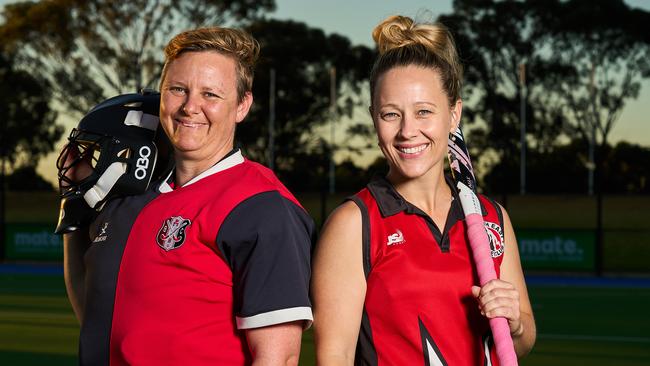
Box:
left=57, top=129, right=108, bottom=196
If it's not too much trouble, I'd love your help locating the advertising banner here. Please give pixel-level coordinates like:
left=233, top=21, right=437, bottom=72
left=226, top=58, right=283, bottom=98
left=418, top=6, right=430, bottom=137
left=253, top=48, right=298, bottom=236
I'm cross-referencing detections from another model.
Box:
left=5, top=223, right=62, bottom=261
left=517, top=229, right=595, bottom=271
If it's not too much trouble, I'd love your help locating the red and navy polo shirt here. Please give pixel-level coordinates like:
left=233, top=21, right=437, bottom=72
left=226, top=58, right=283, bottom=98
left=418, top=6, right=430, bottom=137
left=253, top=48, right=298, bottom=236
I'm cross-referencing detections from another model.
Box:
left=349, top=176, right=505, bottom=366
left=80, top=150, right=314, bottom=365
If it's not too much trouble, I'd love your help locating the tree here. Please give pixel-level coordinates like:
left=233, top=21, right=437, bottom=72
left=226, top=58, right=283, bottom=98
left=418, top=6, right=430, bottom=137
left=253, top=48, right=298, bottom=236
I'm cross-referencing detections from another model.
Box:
left=0, top=51, right=59, bottom=259
left=532, top=0, right=650, bottom=194
left=0, top=0, right=275, bottom=117
left=439, top=0, right=650, bottom=194
left=0, top=51, right=61, bottom=170
left=535, top=0, right=650, bottom=149
left=240, top=19, right=373, bottom=189
left=604, top=142, right=650, bottom=194
left=0, top=4, right=373, bottom=191
left=6, top=166, right=55, bottom=191
left=483, top=140, right=650, bottom=194
left=439, top=0, right=568, bottom=195
left=483, top=140, right=589, bottom=194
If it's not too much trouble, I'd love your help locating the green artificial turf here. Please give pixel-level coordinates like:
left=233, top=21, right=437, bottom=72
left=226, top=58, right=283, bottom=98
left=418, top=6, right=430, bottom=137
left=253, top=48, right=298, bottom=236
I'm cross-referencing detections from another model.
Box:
left=1, top=273, right=649, bottom=365
left=521, top=285, right=650, bottom=365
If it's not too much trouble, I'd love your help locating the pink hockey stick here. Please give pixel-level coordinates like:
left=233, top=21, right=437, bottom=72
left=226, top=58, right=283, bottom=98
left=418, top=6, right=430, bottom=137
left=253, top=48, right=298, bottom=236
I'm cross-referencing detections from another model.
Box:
left=448, top=128, right=517, bottom=366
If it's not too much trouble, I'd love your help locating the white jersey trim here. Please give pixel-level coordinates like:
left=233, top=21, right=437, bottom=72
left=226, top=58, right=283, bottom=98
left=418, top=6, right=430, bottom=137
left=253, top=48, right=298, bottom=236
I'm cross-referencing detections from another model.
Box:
left=158, top=150, right=245, bottom=193
left=236, top=306, right=313, bottom=330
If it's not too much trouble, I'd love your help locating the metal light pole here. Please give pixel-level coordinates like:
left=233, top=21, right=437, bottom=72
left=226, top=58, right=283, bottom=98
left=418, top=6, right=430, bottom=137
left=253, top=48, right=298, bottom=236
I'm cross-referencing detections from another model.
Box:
left=518, top=62, right=527, bottom=195
left=587, top=64, right=596, bottom=195
left=0, top=93, right=6, bottom=261
left=328, top=67, right=336, bottom=195
left=0, top=154, right=5, bottom=262
left=268, top=68, right=276, bottom=171
left=588, top=63, right=604, bottom=276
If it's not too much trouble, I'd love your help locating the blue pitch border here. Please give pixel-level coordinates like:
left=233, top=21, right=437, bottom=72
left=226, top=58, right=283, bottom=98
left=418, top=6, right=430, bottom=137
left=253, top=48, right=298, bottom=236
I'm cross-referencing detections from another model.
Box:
left=524, top=275, right=650, bottom=288
left=0, top=263, right=63, bottom=275
left=1, top=264, right=649, bottom=288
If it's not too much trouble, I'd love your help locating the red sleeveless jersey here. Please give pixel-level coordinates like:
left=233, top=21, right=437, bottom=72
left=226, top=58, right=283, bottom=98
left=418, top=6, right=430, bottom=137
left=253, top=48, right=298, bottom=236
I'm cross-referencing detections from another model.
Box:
left=349, top=176, right=505, bottom=366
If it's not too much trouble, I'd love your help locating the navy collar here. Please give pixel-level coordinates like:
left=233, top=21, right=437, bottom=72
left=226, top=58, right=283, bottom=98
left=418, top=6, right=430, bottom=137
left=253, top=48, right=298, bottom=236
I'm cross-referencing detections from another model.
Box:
left=366, top=174, right=484, bottom=221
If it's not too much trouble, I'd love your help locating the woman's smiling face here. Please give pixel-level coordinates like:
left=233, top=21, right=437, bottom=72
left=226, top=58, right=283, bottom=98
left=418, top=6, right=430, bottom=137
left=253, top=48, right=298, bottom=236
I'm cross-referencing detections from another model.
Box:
left=372, top=65, right=461, bottom=181
left=159, top=51, right=252, bottom=163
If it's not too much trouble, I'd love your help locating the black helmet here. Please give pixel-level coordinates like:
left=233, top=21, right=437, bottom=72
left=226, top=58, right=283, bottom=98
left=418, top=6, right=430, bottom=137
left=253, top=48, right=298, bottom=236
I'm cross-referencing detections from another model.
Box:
left=55, top=91, right=170, bottom=234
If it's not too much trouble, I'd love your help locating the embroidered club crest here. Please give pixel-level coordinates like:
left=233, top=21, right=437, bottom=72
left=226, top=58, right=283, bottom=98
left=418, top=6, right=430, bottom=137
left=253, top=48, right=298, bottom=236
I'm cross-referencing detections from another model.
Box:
left=484, top=221, right=505, bottom=258
left=157, top=216, right=191, bottom=251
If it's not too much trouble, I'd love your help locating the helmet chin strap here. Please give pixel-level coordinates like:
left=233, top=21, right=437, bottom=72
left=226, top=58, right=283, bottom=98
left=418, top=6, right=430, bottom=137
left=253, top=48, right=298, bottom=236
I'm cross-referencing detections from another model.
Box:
left=125, top=110, right=159, bottom=131
left=83, top=162, right=128, bottom=208
left=83, top=111, right=158, bottom=208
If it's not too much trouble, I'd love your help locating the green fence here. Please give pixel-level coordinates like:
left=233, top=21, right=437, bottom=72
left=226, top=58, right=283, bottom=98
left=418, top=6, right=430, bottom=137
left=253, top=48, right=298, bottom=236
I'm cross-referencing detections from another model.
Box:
left=1, top=222, right=642, bottom=273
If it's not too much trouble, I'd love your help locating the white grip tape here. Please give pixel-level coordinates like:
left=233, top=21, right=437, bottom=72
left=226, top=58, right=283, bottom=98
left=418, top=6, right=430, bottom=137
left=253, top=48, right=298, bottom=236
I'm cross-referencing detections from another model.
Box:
left=456, top=181, right=482, bottom=216
left=124, top=110, right=159, bottom=131
left=83, top=162, right=128, bottom=208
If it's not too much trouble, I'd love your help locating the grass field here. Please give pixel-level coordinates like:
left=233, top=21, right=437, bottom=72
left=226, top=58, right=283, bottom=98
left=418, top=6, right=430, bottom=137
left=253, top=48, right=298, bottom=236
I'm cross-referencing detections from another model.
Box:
left=1, top=272, right=648, bottom=365
left=3, top=191, right=649, bottom=363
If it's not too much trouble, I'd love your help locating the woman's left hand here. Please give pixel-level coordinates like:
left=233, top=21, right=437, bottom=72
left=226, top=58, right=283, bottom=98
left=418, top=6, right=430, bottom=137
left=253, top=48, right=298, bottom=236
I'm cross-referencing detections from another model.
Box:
left=472, top=279, right=523, bottom=337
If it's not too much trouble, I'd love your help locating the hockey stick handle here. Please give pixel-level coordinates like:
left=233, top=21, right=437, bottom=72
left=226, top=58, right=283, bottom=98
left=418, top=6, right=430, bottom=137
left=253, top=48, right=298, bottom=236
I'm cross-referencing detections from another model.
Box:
left=465, top=213, right=518, bottom=365
left=449, top=128, right=517, bottom=364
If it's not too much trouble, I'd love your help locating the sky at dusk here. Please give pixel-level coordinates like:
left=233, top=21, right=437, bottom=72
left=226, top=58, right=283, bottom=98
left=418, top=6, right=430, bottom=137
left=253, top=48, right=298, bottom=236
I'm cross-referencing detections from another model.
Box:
left=269, top=0, right=650, bottom=148
left=0, top=0, right=648, bottom=183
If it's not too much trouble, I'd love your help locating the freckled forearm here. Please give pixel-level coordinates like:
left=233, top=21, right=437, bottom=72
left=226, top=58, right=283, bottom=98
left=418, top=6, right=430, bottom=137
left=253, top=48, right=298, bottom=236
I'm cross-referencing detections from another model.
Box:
left=513, top=311, right=536, bottom=357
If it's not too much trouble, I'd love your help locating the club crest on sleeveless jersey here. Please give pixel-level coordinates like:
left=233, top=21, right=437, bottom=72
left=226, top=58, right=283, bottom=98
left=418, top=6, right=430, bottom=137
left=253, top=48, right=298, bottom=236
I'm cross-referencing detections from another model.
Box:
left=484, top=221, right=504, bottom=258
left=156, top=216, right=191, bottom=251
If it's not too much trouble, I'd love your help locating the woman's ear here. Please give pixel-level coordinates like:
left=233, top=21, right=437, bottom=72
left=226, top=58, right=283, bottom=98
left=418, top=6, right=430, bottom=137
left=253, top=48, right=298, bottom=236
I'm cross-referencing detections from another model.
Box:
left=235, top=92, right=254, bottom=123
left=450, top=99, right=463, bottom=133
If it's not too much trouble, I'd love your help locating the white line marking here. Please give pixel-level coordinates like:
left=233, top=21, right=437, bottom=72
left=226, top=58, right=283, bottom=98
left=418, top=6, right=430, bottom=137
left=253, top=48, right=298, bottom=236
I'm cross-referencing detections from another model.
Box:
left=539, top=333, right=650, bottom=343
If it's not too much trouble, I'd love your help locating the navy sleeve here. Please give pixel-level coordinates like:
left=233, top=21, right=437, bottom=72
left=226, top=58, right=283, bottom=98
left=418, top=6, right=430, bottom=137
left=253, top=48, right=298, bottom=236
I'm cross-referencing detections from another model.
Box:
left=216, top=190, right=315, bottom=329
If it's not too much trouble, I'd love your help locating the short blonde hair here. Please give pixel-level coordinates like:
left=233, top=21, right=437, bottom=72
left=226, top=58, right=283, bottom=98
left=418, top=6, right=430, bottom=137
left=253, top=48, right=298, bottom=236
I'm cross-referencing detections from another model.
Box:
left=370, top=15, right=463, bottom=106
left=160, top=27, right=260, bottom=102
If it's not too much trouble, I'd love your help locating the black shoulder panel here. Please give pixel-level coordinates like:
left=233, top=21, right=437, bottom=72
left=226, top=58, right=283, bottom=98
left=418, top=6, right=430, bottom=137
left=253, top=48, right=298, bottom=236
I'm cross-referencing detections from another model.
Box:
left=80, top=188, right=160, bottom=365
left=346, top=195, right=371, bottom=278
left=216, top=190, right=315, bottom=318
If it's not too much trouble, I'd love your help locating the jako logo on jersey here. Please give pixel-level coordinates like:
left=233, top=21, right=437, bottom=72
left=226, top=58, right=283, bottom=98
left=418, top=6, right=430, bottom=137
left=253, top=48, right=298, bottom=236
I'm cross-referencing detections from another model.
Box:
left=92, top=222, right=109, bottom=243
left=134, top=145, right=151, bottom=180
left=157, top=216, right=191, bottom=251
left=387, top=229, right=405, bottom=246
left=484, top=221, right=504, bottom=258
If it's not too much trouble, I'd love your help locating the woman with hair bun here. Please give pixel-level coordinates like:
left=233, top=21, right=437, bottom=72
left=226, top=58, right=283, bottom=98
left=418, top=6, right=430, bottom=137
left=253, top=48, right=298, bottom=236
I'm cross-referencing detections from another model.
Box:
left=312, top=15, right=535, bottom=365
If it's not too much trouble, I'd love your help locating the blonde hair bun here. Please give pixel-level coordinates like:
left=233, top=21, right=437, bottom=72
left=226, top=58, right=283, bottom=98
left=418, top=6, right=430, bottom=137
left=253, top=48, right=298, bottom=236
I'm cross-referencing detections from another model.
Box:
left=369, top=14, right=463, bottom=105
left=373, top=15, right=455, bottom=60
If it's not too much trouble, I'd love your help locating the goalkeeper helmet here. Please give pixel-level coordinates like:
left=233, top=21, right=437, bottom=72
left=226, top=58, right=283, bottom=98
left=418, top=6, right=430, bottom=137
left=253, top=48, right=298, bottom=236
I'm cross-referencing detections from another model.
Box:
left=55, top=91, right=170, bottom=234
